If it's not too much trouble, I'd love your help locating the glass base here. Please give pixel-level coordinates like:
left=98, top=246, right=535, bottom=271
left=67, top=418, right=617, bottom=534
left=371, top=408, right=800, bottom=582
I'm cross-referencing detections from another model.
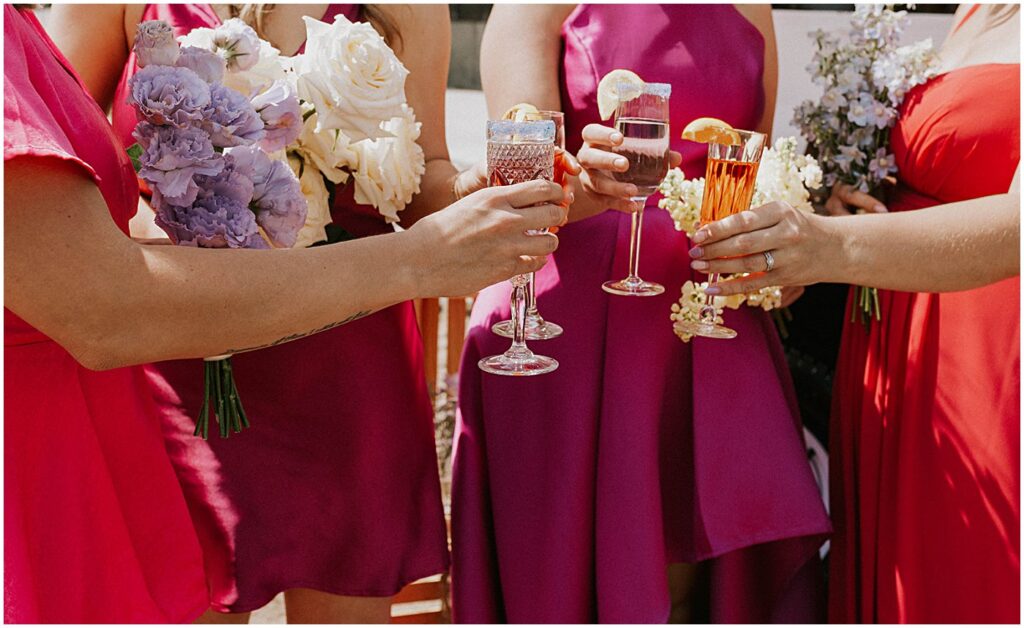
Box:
left=673, top=320, right=738, bottom=339
left=492, top=314, right=564, bottom=340
left=602, top=277, right=665, bottom=297
left=478, top=348, right=558, bottom=376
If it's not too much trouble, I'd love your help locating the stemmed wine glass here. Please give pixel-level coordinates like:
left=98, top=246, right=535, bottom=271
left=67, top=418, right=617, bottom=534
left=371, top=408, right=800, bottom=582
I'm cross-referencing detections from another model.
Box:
left=478, top=119, right=559, bottom=376
left=673, top=129, right=767, bottom=339
left=602, top=81, right=671, bottom=297
left=492, top=110, right=565, bottom=341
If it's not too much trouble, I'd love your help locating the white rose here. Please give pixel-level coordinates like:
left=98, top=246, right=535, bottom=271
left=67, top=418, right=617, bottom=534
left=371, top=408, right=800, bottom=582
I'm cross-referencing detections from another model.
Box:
left=291, top=14, right=409, bottom=141
left=350, top=105, right=425, bottom=222
left=294, top=111, right=357, bottom=184
left=289, top=154, right=334, bottom=249
left=223, top=39, right=288, bottom=98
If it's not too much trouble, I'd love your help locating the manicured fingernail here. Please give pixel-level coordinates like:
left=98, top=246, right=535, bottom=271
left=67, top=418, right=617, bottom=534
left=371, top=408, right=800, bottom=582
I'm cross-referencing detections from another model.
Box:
left=614, top=157, right=628, bottom=168
left=688, top=246, right=703, bottom=258
left=550, top=226, right=559, bottom=234
left=611, top=132, right=623, bottom=143
left=692, top=229, right=708, bottom=244
left=873, top=203, right=888, bottom=213
left=705, top=285, right=721, bottom=295
left=691, top=260, right=709, bottom=271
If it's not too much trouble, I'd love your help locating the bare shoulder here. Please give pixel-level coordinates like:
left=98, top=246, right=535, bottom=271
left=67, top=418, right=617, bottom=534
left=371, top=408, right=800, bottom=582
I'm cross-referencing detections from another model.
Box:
left=733, top=4, right=774, bottom=35
left=489, top=3, right=577, bottom=29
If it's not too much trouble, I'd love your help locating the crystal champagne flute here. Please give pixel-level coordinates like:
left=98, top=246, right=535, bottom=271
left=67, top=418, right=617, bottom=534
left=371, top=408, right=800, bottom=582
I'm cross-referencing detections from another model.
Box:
left=492, top=110, right=566, bottom=341
left=601, top=81, right=671, bottom=297
left=478, top=119, right=559, bottom=376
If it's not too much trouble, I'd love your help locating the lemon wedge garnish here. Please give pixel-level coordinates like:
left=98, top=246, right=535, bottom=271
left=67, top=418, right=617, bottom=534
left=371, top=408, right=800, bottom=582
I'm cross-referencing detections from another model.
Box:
left=596, top=69, right=643, bottom=121
left=503, top=102, right=541, bottom=122
left=681, top=117, right=742, bottom=145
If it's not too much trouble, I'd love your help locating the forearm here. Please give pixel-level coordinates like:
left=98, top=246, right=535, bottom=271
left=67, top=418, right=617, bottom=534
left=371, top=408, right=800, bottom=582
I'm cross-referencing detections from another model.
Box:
left=114, top=232, right=421, bottom=364
left=825, top=193, right=1019, bottom=292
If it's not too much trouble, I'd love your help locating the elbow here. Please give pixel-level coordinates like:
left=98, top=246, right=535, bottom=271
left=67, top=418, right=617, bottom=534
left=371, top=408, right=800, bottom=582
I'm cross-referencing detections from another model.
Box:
left=56, top=316, right=140, bottom=372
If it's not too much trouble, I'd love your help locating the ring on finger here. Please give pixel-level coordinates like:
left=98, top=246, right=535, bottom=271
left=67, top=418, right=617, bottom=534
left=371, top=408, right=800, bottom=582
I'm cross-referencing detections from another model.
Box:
left=763, top=250, right=776, bottom=272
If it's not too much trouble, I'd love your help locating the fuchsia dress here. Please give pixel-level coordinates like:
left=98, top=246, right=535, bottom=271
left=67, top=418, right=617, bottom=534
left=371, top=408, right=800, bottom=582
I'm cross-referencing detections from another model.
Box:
left=4, top=7, right=207, bottom=622
left=110, top=4, right=447, bottom=613
left=452, top=5, right=832, bottom=622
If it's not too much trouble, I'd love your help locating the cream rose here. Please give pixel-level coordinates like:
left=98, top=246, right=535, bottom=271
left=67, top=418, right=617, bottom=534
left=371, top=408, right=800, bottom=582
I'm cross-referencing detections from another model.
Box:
left=350, top=105, right=425, bottom=223
left=289, top=154, right=334, bottom=249
left=293, top=111, right=358, bottom=185
left=291, top=14, right=409, bottom=142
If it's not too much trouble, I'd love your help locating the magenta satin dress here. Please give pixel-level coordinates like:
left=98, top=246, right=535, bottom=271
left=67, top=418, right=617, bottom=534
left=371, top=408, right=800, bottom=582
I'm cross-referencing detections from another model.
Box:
left=451, top=5, right=832, bottom=622
left=110, top=4, right=447, bottom=613
left=4, top=7, right=207, bottom=622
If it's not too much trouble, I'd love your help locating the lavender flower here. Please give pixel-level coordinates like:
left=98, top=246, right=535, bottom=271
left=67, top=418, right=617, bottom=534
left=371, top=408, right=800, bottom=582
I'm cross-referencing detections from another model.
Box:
left=134, top=122, right=224, bottom=207
left=156, top=194, right=267, bottom=249
left=134, top=20, right=179, bottom=68
left=128, top=65, right=211, bottom=128
left=228, top=146, right=307, bottom=247
left=203, top=84, right=265, bottom=148
left=868, top=148, right=897, bottom=181
left=194, top=151, right=255, bottom=205
left=175, top=46, right=226, bottom=84
left=251, top=81, right=303, bottom=152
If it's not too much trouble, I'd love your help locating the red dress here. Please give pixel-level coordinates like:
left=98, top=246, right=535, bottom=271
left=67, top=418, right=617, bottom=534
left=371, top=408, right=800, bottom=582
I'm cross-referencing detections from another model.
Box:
left=3, top=7, right=207, bottom=622
left=108, top=4, right=448, bottom=613
left=830, top=62, right=1020, bottom=622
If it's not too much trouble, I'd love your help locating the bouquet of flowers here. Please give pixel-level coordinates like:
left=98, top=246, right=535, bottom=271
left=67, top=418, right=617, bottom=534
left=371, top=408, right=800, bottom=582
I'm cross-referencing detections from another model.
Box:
left=127, top=20, right=308, bottom=439
left=792, top=4, right=938, bottom=324
left=659, top=137, right=823, bottom=342
left=180, top=14, right=425, bottom=248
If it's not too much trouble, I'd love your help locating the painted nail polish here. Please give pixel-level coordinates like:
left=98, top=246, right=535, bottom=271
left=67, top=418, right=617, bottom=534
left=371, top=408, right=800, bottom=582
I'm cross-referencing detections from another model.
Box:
left=705, top=285, right=721, bottom=295
left=691, top=260, right=709, bottom=271
left=692, top=230, right=708, bottom=244
left=688, top=246, right=703, bottom=258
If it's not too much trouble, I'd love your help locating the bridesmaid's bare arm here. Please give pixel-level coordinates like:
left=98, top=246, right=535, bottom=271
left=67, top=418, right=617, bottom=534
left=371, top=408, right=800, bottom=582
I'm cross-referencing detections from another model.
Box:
left=5, top=158, right=566, bottom=370
left=370, top=5, right=469, bottom=226
left=734, top=4, right=778, bottom=137
left=46, top=4, right=143, bottom=110
left=482, top=4, right=638, bottom=221
left=690, top=190, right=1020, bottom=294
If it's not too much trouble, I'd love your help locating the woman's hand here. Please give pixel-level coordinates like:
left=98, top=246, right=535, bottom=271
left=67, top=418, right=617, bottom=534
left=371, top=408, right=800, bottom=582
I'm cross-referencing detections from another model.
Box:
left=687, top=201, right=840, bottom=297
left=824, top=182, right=888, bottom=216
left=408, top=179, right=569, bottom=296
left=573, top=123, right=682, bottom=220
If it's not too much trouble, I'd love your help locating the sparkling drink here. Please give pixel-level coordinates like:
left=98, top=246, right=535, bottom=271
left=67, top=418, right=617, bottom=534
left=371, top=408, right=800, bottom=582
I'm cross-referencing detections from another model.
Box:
left=612, top=118, right=670, bottom=197
left=492, top=111, right=566, bottom=342
left=700, top=157, right=760, bottom=223
left=479, top=119, right=559, bottom=377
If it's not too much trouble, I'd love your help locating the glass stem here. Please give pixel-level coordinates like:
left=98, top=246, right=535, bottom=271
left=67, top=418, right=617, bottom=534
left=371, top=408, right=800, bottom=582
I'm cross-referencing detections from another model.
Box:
left=700, top=272, right=722, bottom=325
left=627, top=198, right=648, bottom=282
left=526, top=272, right=538, bottom=317
left=509, top=279, right=529, bottom=353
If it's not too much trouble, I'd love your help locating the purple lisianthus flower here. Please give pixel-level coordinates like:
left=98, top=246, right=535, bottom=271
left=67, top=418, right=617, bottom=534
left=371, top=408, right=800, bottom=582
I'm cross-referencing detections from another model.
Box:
left=227, top=146, right=307, bottom=248
left=203, top=84, right=265, bottom=148
left=134, top=122, right=224, bottom=207
left=195, top=151, right=255, bottom=205
left=155, top=194, right=267, bottom=249
left=134, top=20, right=179, bottom=68
left=128, top=65, right=210, bottom=128
left=175, top=46, right=226, bottom=84
left=251, top=81, right=303, bottom=152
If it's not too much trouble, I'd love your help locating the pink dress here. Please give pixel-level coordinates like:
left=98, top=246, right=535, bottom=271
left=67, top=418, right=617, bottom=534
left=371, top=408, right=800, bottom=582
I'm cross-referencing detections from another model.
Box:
left=4, top=7, right=207, bottom=622
left=110, top=4, right=447, bottom=613
left=451, top=5, right=831, bottom=622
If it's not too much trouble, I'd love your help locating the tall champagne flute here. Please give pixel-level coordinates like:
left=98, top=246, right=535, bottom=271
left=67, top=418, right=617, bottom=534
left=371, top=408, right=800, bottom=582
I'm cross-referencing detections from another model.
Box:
left=674, top=129, right=767, bottom=339
left=492, top=111, right=566, bottom=341
left=602, top=81, right=671, bottom=297
left=478, top=119, right=559, bottom=376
